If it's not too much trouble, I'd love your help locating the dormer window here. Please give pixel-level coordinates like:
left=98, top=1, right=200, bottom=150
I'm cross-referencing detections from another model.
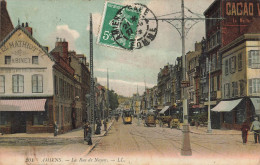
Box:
left=32, top=56, right=38, bottom=64
left=5, top=56, right=11, bottom=64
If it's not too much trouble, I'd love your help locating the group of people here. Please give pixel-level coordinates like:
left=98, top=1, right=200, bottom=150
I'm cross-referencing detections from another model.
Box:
left=241, top=117, right=260, bottom=144
left=82, top=119, right=108, bottom=145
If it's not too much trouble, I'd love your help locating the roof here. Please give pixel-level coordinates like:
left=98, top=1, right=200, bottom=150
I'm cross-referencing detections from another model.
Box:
left=204, top=0, right=219, bottom=16
left=0, top=0, right=14, bottom=41
left=0, top=25, right=55, bottom=62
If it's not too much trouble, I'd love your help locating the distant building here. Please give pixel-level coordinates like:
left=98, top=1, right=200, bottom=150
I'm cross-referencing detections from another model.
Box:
left=187, top=41, right=202, bottom=117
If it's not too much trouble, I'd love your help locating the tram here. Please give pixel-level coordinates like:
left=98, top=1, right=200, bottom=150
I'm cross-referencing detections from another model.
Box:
left=122, top=110, right=132, bottom=124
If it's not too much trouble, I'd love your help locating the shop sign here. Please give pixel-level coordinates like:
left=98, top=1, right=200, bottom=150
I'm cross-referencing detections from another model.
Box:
left=225, top=1, right=260, bottom=17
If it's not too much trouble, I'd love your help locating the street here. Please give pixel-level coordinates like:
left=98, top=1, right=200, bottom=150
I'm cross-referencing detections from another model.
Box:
left=1, top=118, right=260, bottom=165
left=89, top=118, right=260, bottom=164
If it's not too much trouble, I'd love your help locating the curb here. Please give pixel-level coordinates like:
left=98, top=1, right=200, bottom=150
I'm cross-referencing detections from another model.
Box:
left=84, top=120, right=114, bottom=156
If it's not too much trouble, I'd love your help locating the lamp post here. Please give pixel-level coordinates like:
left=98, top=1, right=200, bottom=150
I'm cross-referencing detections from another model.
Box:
left=207, top=58, right=212, bottom=133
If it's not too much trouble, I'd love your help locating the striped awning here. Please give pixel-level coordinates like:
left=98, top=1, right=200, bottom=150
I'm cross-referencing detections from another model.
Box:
left=0, top=99, right=46, bottom=111
left=211, top=99, right=242, bottom=112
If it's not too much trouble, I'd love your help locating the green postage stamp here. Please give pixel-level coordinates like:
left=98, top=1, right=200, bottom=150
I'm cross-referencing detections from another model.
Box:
left=97, top=2, right=158, bottom=50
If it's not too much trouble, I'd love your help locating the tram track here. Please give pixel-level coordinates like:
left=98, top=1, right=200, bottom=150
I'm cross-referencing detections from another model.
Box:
left=132, top=120, right=226, bottom=156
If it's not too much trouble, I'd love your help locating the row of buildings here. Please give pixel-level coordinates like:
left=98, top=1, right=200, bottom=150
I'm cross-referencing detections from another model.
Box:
left=0, top=0, right=109, bottom=134
left=133, top=0, right=260, bottom=130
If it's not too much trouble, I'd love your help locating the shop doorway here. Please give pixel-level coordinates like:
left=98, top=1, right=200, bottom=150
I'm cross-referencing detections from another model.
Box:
left=11, top=112, right=26, bottom=133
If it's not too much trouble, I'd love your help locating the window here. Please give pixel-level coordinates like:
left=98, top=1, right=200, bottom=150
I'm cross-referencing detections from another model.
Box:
left=32, top=74, right=43, bottom=93
left=54, top=75, right=58, bottom=95
left=59, top=78, right=63, bottom=97
left=239, top=80, right=245, bottom=96
left=211, top=77, right=214, bottom=92
left=212, top=54, right=216, bottom=71
left=33, top=112, right=45, bottom=125
left=248, top=50, right=260, bottom=68
left=217, top=75, right=220, bottom=90
left=238, top=53, right=242, bottom=71
left=217, top=31, right=220, bottom=44
left=232, top=82, right=238, bottom=97
left=231, top=56, right=236, bottom=73
left=0, top=75, right=4, bottom=93
left=0, top=112, right=9, bottom=125
left=12, top=75, right=24, bottom=93
left=32, top=56, right=39, bottom=64
left=229, top=58, right=232, bottom=74
left=249, top=78, right=260, bottom=95
left=224, top=83, right=230, bottom=98
left=5, top=56, right=11, bottom=64
left=225, top=60, right=229, bottom=75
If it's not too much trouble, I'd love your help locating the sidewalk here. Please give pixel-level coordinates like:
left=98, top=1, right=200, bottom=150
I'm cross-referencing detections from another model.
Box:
left=0, top=120, right=114, bottom=147
left=187, top=125, right=253, bottom=135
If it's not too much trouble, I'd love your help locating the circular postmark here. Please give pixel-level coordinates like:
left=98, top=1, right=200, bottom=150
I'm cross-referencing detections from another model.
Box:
left=111, top=3, right=158, bottom=50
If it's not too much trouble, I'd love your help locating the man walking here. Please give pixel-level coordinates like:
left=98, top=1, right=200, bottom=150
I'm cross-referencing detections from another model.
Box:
left=250, top=117, right=260, bottom=143
left=241, top=120, right=250, bottom=144
left=83, top=122, right=92, bottom=145
left=103, top=119, right=108, bottom=131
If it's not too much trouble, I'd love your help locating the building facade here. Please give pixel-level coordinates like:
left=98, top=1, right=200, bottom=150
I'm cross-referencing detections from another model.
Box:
left=0, top=24, right=90, bottom=134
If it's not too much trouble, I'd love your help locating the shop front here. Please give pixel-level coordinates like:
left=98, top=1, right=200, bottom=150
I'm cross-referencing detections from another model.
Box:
left=0, top=98, right=53, bottom=134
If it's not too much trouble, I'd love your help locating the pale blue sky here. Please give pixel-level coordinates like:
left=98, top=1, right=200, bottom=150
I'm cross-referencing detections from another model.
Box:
left=6, top=0, right=214, bottom=96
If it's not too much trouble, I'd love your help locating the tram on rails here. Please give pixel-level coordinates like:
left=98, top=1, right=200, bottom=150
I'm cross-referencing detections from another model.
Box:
left=122, top=110, right=132, bottom=124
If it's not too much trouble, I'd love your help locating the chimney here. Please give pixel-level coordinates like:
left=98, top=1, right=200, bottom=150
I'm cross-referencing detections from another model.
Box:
left=55, top=38, right=69, bottom=63
left=1, top=0, right=6, bottom=10
left=25, top=22, right=33, bottom=36
left=195, top=42, right=202, bottom=52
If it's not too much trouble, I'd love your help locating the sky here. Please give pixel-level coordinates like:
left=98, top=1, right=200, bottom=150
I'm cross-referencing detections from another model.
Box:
left=6, top=0, right=215, bottom=97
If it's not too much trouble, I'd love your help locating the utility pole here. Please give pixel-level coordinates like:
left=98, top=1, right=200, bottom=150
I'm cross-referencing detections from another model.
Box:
left=89, top=13, right=96, bottom=134
left=207, top=58, right=212, bottom=133
left=180, top=0, right=192, bottom=156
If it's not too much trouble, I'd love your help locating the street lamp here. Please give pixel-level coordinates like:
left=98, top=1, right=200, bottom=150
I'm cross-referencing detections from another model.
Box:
left=207, top=58, right=212, bottom=133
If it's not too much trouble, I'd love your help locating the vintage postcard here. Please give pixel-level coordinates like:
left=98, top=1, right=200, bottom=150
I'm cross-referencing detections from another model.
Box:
left=0, top=0, right=260, bottom=165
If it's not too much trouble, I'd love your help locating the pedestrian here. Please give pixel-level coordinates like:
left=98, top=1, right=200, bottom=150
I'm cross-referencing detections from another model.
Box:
left=54, top=121, right=58, bottom=136
left=115, top=115, right=119, bottom=122
left=83, top=122, right=92, bottom=145
left=103, top=119, right=108, bottom=131
left=250, top=117, right=260, bottom=143
left=159, top=119, right=163, bottom=127
left=95, top=119, right=101, bottom=135
left=241, top=120, right=250, bottom=144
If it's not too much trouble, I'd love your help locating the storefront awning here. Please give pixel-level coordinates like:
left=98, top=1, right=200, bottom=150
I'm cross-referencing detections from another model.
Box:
left=0, top=99, right=46, bottom=111
left=159, top=106, right=170, bottom=114
left=250, top=98, right=260, bottom=115
left=211, top=99, right=242, bottom=112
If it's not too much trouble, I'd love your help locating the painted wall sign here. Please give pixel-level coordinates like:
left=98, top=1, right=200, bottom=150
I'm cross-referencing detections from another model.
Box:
left=0, top=40, right=45, bottom=56
left=225, top=1, right=260, bottom=17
